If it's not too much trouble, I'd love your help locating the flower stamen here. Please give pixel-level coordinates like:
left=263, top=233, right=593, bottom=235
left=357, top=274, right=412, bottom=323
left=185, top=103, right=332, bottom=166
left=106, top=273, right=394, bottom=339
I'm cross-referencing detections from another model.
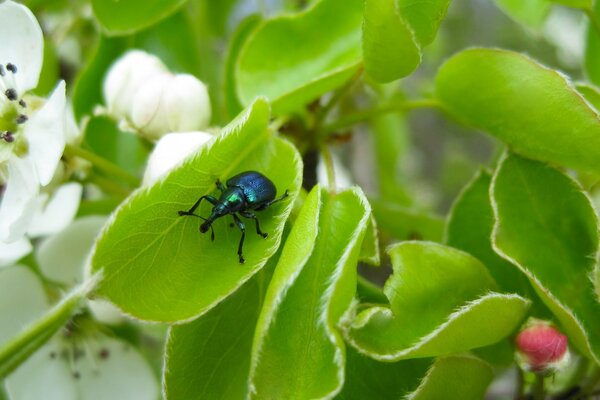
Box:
left=15, top=114, right=27, bottom=124
left=4, top=88, right=16, bottom=101
left=1, top=131, right=14, bottom=142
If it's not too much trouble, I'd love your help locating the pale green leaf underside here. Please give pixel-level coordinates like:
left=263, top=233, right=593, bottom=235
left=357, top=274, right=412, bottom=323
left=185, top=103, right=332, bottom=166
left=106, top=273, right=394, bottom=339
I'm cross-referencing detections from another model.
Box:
left=436, top=48, right=600, bottom=174
left=249, top=187, right=370, bottom=399
left=491, top=153, right=600, bottom=362
left=494, top=0, right=550, bottom=29
left=406, top=355, right=493, bottom=400
left=576, top=83, right=600, bottom=112
left=396, top=0, right=452, bottom=45
left=91, top=99, right=302, bottom=323
left=236, top=0, right=363, bottom=114
left=346, top=242, right=529, bottom=361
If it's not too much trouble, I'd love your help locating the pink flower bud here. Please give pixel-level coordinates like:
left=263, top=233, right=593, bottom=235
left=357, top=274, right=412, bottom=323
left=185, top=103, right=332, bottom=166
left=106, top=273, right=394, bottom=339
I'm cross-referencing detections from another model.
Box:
left=515, top=320, right=569, bottom=374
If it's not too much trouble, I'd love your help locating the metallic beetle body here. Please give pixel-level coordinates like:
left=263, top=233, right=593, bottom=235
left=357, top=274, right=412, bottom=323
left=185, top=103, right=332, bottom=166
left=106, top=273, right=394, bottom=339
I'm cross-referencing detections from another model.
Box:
left=178, top=171, right=287, bottom=264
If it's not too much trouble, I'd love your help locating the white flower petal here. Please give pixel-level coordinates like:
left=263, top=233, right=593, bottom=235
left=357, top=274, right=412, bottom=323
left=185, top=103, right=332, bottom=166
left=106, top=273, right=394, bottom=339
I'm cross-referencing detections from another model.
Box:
left=36, top=215, right=106, bottom=285
left=0, top=237, right=32, bottom=267
left=142, top=131, right=212, bottom=186
left=28, top=182, right=83, bottom=238
left=103, top=50, right=167, bottom=120
left=88, top=299, right=125, bottom=325
left=0, top=1, right=43, bottom=93
left=0, top=266, right=48, bottom=346
left=26, top=80, right=66, bottom=186
left=0, top=156, right=39, bottom=242
left=6, top=342, right=77, bottom=400
left=76, top=336, right=158, bottom=400
left=165, top=74, right=211, bottom=131
left=130, top=72, right=171, bottom=139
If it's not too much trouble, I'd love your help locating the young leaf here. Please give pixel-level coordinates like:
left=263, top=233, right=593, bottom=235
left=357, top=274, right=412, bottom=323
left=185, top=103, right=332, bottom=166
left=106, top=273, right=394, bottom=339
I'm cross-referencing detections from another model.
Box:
left=551, top=0, right=592, bottom=8
left=493, top=0, right=551, bottom=29
left=577, top=83, right=600, bottom=112
left=491, top=152, right=600, bottom=363
left=248, top=187, right=371, bottom=399
left=163, top=258, right=277, bottom=400
left=337, top=347, right=431, bottom=399
left=345, top=242, right=530, bottom=361
left=436, top=48, right=600, bottom=174
left=359, top=214, right=380, bottom=266
left=91, top=0, right=187, bottom=35
left=406, top=355, right=494, bottom=400
left=236, top=0, right=362, bottom=114
left=370, top=199, right=445, bottom=242
left=396, top=0, right=452, bottom=45
left=90, top=98, right=302, bottom=323
left=362, top=0, right=420, bottom=83
left=446, top=170, right=533, bottom=297
left=585, top=8, right=600, bottom=86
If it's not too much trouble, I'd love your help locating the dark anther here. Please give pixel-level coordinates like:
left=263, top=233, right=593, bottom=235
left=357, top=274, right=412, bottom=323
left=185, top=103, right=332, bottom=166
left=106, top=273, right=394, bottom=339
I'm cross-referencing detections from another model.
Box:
left=16, top=114, right=27, bottom=124
left=73, top=371, right=81, bottom=380
left=3, top=132, right=14, bottom=143
left=5, top=88, right=17, bottom=101
left=73, top=347, right=84, bottom=360
left=0, top=65, right=5, bottom=76
left=99, top=348, right=110, bottom=360
left=18, top=99, right=26, bottom=108
left=6, top=63, right=17, bottom=73
left=49, top=351, right=57, bottom=359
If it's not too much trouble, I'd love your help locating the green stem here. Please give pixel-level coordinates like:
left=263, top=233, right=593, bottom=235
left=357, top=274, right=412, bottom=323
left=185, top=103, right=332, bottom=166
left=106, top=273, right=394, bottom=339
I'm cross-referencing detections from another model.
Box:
left=321, top=98, right=441, bottom=135
left=0, top=275, right=99, bottom=378
left=64, top=144, right=140, bottom=187
left=320, top=144, right=336, bottom=193
left=269, top=116, right=289, bottom=133
left=314, top=66, right=364, bottom=132
left=532, top=374, right=545, bottom=400
left=584, top=8, right=600, bottom=38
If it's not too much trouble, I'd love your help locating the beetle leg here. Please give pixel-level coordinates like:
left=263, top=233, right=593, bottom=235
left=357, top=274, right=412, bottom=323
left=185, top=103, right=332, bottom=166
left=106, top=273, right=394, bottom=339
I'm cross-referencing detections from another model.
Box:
left=255, top=190, right=289, bottom=211
left=178, top=195, right=219, bottom=216
left=240, top=211, right=268, bottom=238
left=232, top=214, right=246, bottom=264
left=215, top=179, right=226, bottom=193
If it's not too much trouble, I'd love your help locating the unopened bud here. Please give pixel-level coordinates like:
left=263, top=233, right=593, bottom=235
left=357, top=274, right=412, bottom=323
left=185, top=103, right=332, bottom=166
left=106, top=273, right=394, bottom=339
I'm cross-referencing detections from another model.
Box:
left=515, top=319, right=569, bottom=374
left=103, top=50, right=167, bottom=120
left=131, top=73, right=211, bottom=140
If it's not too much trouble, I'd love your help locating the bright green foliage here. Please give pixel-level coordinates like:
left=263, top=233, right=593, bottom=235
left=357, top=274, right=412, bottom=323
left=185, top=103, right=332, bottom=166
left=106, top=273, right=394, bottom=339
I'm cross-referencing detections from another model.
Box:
left=436, top=48, right=600, bottom=174
left=577, top=83, right=600, bottom=111
left=346, top=242, right=530, bottom=361
left=396, top=0, right=452, bottom=45
left=586, top=8, right=600, bottom=87
left=163, top=259, right=276, bottom=400
left=407, top=355, right=494, bottom=400
left=359, top=215, right=380, bottom=266
left=492, top=153, right=600, bottom=363
left=371, top=199, right=445, bottom=242
left=446, top=170, right=532, bottom=297
left=249, top=186, right=371, bottom=399
left=90, top=99, right=302, bottom=322
left=338, top=347, right=431, bottom=399
left=551, top=0, right=592, bottom=8
left=494, top=0, right=550, bottom=29
left=362, top=0, right=420, bottom=83
left=236, top=0, right=362, bottom=113
left=91, top=0, right=187, bottom=35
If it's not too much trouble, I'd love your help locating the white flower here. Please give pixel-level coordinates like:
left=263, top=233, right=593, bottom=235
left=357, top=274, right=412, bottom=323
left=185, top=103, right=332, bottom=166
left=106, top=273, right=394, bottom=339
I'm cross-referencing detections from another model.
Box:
left=142, top=131, right=213, bottom=186
left=0, top=266, right=158, bottom=400
left=103, top=50, right=211, bottom=140
left=0, top=1, right=68, bottom=243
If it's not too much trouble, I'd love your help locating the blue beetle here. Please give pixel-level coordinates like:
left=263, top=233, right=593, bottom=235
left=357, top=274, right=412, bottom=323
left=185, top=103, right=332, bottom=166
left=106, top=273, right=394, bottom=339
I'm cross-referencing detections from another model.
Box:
left=178, top=171, right=288, bottom=263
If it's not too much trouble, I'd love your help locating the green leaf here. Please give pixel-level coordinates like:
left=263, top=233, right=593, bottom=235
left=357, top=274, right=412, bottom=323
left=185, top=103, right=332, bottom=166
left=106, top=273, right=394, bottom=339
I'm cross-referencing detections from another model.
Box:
left=164, top=258, right=277, bottom=400
left=359, top=214, right=380, bottom=266
left=493, top=0, right=551, bottom=29
left=396, top=0, right=452, bottom=45
left=551, top=0, right=592, bottom=8
left=362, top=0, right=420, bottom=83
left=91, top=0, right=187, bottom=35
left=370, top=199, right=445, bottom=242
left=436, top=48, right=600, bottom=174
left=249, top=186, right=371, bottom=399
left=446, top=170, right=533, bottom=296
left=337, top=347, right=430, bottom=399
left=576, top=83, right=600, bottom=111
left=345, top=242, right=530, bottom=361
left=90, top=99, right=302, bottom=322
left=585, top=8, right=600, bottom=86
left=406, top=355, right=494, bottom=400
left=236, top=0, right=363, bottom=114
left=224, top=14, right=262, bottom=121
left=491, top=152, right=600, bottom=363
